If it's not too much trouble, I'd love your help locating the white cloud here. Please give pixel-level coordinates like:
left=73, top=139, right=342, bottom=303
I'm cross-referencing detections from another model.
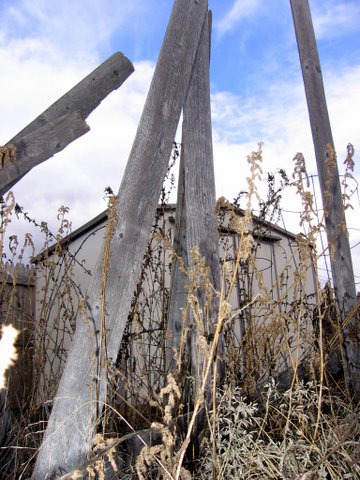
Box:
left=312, top=1, right=360, bottom=39
left=0, top=39, right=86, bottom=141
left=211, top=62, right=360, bottom=184
left=210, top=63, right=360, bottom=286
left=216, top=0, right=262, bottom=35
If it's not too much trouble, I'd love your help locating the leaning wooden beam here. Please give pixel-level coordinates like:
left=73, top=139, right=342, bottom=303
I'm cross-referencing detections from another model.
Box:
left=0, top=112, right=89, bottom=196
left=290, top=0, right=360, bottom=397
left=32, top=1, right=209, bottom=478
left=3, top=52, right=134, bottom=192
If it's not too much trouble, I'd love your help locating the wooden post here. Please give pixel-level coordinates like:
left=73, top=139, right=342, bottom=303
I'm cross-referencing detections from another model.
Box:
left=182, top=10, right=222, bottom=393
left=290, top=0, right=360, bottom=396
left=0, top=112, right=89, bottom=196
left=2, top=52, right=134, bottom=193
left=32, top=1, right=209, bottom=478
left=167, top=7, right=220, bottom=408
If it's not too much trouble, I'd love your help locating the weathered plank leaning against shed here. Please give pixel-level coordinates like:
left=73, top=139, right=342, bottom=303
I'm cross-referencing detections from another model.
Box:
left=290, top=0, right=360, bottom=398
left=32, top=1, right=209, bottom=478
left=1, top=52, right=134, bottom=194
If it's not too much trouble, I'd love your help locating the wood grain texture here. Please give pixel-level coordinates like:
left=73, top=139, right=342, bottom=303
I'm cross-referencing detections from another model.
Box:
left=290, top=0, right=360, bottom=396
left=165, top=13, right=224, bottom=458
left=0, top=112, right=89, bottom=196
left=182, top=10, right=221, bottom=373
left=10, top=52, right=133, bottom=141
left=4, top=52, right=134, bottom=192
left=32, top=1, right=209, bottom=478
left=166, top=10, right=223, bottom=414
left=166, top=150, right=190, bottom=375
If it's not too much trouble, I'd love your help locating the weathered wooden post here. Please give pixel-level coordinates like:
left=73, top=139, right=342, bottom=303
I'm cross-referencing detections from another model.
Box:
left=1, top=52, right=134, bottom=195
left=167, top=11, right=221, bottom=389
left=32, top=1, right=209, bottom=478
left=290, top=0, right=360, bottom=396
left=0, top=113, right=89, bottom=196
left=166, top=13, right=224, bottom=463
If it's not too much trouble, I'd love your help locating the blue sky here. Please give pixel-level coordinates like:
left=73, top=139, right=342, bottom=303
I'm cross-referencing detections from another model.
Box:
left=0, top=0, right=359, bottom=286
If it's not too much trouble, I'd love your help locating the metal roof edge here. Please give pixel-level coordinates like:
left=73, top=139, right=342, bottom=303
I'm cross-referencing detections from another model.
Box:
left=32, top=203, right=303, bottom=262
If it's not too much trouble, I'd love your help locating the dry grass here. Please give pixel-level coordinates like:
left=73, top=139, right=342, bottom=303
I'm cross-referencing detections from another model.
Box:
left=0, top=144, right=359, bottom=479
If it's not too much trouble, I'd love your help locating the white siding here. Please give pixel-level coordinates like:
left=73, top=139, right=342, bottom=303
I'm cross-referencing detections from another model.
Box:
left=34, top=206, right=317, bottom=404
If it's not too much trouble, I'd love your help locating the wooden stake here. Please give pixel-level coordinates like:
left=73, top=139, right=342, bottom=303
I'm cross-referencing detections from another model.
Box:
left=167, top=10, right=221, bottom=386
left=290, top=0, right=360, bottom=397
left=166, top=12, right=223, bottom=461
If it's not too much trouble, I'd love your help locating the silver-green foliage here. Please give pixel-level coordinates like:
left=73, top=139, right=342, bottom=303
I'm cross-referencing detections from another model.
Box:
left=197, top=380, right=360, bottom=479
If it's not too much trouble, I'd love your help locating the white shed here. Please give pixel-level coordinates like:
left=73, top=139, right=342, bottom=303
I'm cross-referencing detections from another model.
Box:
left=33, top=203, right=317, bottom=405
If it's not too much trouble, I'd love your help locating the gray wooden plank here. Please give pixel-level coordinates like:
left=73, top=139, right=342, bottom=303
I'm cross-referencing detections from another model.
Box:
left=10, top=52, right=133, bottom=141
left=0, top=112, right=89, bottom=196
left=182, top=12, right=221, bottom=388
left=166, top=150, right=190, bottom=376
left=0, top=264, right=36, bottom=286
left=166, top=9, right=222, bottom=406
left=290, top=0, right=360, bottom=397
left=32, top=1, right=209, bottom=478
left=166, top=12, right=224, bottom=461
left=4, top=52, right=134, bottom=192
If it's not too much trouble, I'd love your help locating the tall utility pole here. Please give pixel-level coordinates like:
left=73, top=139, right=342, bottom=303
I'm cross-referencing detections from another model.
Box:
left=290, top=0, right=360, bottom=397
